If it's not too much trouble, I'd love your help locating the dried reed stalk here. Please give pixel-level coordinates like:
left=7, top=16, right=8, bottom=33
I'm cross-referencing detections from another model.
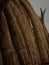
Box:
left=0, top=11, right=20, bottom=65
left=38, top=8, right=49, bottom=47
left=19, top=0, right=49, bottom=62
left=4, top=3, right=35, bottom=65
left=13, top=0, right=33, bottom=29
left=9, top=1, right=41, bottom=64
left=37, top=8, right=49, bottom=56
left=41, top=22, right=49, bottom=47
left=0, top=0, right=49, bottom=64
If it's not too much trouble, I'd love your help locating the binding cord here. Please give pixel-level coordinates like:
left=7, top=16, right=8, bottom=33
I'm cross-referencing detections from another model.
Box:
left=0, top=0, right=10, bottom=10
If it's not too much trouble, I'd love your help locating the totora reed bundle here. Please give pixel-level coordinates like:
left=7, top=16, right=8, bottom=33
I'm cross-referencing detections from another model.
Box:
left=0, top=0, right=49, bottom=65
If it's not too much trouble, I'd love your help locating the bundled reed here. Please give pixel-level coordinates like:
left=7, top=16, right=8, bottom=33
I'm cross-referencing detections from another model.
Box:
left=39, top=8, right=49, bottom=47
left=4, top=3, right=35, bottom=65
left=19, top=0, right=49, bottom=62
left=9, top=1, right=41, bottom=64
left=0, top=11, right=20, bottom=65
left=0, top=0, right=49, bottom=65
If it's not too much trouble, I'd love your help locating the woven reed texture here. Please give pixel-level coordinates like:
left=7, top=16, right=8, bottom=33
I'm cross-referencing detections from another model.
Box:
left=0, top=0, right=49, bottom=65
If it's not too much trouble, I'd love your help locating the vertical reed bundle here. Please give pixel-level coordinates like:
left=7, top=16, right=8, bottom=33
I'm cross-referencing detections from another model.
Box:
left=13, top=0, right=33, bottom=29
left=0, top=0, right=49, bottom=65
left=19, top=0, right=49, bottom=62
left=41, top=19, right=49, bottom=47
left=9, top=1, right=41, bottom=64
left=4, top=3, right=35, bottom=65
left=0, top=11, right=20, bottom=65
left=39, top=8, right=49, bottom=47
